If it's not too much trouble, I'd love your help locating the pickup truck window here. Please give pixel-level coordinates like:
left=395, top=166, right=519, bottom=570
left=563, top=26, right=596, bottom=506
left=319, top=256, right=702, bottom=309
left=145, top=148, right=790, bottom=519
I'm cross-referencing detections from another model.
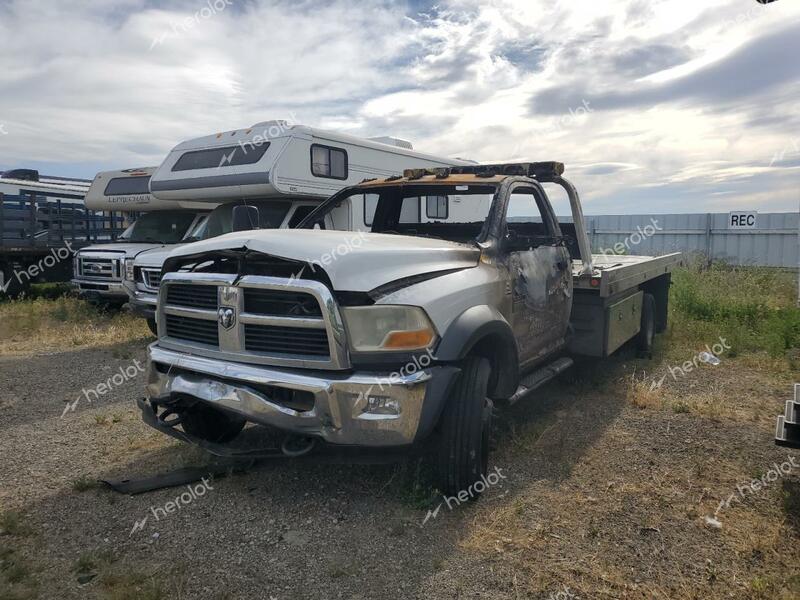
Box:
left=309, top=184, right=496, bottom=244
left=287, top=205, right=323, bottom=229
left=189, top=200, right=291, bottom=240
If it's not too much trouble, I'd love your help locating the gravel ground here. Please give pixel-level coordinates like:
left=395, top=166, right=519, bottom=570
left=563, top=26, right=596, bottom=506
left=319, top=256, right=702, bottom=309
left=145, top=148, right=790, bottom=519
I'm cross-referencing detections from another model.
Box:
left=0, top=342, right=798, bottom=600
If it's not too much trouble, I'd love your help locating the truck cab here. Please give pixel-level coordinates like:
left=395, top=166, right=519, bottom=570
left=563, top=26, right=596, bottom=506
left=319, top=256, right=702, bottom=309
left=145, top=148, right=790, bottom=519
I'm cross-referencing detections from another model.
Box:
left=139, top=162, right=681, bottom=495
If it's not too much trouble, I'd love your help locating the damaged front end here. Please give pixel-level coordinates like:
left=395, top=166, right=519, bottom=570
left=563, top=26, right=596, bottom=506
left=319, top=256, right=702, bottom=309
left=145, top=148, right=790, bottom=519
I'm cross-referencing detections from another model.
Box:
left=140, top=246, right=460, bottom=456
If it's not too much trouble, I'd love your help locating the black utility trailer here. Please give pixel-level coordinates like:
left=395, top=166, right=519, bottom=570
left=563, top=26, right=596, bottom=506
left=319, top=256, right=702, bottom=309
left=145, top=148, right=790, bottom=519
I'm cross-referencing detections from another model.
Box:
left=0, top=187, right=127, bottom=296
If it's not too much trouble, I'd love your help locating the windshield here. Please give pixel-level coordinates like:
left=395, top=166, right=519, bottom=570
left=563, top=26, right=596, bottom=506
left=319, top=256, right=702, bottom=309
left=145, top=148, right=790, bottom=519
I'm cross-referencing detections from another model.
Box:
left=187, top=200, right=291, bottom=241
left=117, top=210, right=199, bottom=244
left=299, top=184, right=498, bottom=244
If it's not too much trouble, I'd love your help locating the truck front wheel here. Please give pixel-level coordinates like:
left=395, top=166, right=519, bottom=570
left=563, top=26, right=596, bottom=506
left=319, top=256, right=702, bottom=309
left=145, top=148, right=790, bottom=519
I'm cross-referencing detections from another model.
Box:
left=436, top=356, right=493, bottom=497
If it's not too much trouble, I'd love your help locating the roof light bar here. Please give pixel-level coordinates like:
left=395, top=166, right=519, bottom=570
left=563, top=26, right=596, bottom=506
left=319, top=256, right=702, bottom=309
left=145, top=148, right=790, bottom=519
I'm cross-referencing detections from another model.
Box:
left=400, top=162, right=565, bottom=180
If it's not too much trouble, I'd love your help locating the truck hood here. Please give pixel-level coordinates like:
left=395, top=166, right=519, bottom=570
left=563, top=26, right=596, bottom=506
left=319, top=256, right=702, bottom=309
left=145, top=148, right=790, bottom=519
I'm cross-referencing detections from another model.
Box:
left=165, top=229, right=481, bottom=292
left=76, top=243, right=172, bottom=258
left=133, top=245, right=186, bottom=268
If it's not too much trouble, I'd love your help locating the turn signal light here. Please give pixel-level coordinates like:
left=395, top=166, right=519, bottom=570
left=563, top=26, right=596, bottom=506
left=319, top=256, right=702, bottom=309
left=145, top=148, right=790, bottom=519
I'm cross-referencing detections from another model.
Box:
left=383, top=329, right=434, bottom=349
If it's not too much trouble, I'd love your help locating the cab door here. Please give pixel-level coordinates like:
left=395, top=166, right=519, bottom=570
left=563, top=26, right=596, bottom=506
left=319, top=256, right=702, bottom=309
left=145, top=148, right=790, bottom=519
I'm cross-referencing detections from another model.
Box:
left=503, top=184, right=572, bottom=366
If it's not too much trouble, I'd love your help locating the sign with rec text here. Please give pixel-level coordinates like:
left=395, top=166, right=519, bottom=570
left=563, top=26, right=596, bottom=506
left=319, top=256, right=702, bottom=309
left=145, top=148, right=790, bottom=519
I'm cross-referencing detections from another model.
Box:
left=728, top=211, right=757, bottom=229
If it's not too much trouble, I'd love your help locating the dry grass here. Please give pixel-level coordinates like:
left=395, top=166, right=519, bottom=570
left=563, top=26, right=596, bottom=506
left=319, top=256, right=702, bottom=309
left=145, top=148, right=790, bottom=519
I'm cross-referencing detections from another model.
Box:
left=0, top=295, right=150, bottom=356
left=626, top=370, right=664, bottom=410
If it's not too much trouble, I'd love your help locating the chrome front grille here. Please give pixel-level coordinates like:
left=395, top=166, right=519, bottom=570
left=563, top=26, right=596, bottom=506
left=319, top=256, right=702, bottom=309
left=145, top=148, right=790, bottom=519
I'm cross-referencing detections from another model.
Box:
left=244, top=324, right=330, bottom=357
left=141, top=268, right=163, bottom=291
left=78, top=255, right=121, bottom=280
left=166, top=283, right=218, bottom=309
left=165, top=314, right=219, bottom=346
left=157, top=273, right=349, bottom=370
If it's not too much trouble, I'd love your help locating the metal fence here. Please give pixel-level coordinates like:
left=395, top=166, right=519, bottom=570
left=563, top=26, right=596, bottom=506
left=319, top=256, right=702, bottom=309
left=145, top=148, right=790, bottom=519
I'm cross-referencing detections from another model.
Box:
left=582, top=212, right=798, bottom=268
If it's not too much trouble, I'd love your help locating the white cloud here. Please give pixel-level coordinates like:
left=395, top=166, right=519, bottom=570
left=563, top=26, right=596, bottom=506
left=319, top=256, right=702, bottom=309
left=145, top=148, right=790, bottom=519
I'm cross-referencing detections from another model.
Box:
left=0, top=0, right=798, bottom=213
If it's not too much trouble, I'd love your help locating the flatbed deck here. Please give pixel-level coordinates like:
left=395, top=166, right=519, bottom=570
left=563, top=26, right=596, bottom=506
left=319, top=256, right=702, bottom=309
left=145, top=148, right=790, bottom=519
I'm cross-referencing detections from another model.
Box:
left=572, top=252, right=684, bottom=297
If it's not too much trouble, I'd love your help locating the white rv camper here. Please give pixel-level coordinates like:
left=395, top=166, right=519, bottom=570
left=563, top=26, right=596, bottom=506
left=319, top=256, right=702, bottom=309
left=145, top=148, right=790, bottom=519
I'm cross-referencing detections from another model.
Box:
left=127, top=122, right=474, bottom=332
left=71, top=167, right=208, bottom=306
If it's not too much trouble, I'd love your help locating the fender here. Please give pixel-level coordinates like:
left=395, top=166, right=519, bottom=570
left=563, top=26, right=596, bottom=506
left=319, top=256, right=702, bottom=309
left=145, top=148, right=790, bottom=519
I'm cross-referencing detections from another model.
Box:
left=434, top=305, right=519, bottom=399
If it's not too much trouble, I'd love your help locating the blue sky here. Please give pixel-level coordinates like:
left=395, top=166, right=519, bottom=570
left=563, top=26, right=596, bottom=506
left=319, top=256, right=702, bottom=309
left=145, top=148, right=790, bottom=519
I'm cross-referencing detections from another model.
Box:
left=0, top=0, right=798, bottom=213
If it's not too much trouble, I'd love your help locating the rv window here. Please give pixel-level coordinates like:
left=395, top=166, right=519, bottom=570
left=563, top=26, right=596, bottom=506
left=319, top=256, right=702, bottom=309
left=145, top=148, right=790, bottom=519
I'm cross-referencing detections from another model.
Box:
left=425, top=195, right=448, bottom=220
left=104, top=176, right=151, bottom=196
left=172, top=143, right=270, bottom=171
left=311, top=145, right=348, bottom=179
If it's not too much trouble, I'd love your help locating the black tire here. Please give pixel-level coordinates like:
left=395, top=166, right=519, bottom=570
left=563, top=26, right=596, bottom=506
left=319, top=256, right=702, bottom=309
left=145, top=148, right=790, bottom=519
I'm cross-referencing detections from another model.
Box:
left=437, top=356, right=493, bottom=497
left=146, top=317, right=158, bottom=337
left=181, top=403, right=245, bottom=443
left=636, top=293, right=656, bottom=356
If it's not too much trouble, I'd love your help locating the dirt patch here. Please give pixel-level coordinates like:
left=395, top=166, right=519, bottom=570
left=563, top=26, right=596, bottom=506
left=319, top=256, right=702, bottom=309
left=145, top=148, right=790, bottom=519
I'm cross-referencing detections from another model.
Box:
left=0, top=340, right=798, bottom=599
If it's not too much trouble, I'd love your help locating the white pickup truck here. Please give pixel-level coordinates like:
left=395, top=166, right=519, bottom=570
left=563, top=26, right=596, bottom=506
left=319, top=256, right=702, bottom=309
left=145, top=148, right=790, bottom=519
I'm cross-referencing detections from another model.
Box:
left=138, top=162, right=682, bottom=495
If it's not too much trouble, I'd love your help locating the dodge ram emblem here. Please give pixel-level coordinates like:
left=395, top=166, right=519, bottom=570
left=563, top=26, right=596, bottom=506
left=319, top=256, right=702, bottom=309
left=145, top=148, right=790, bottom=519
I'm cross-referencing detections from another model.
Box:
left=217, top=307, right=236, bottom=330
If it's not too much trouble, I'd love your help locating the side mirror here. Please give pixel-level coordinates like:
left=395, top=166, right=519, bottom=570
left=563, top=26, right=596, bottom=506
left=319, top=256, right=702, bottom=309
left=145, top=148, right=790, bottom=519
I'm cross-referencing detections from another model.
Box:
left=232, top=205, right=259, bottom=232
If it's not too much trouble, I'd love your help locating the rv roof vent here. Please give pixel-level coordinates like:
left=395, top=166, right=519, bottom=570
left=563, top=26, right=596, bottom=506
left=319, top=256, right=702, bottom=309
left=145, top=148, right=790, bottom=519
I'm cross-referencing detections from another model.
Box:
left=368, top=136, right=414, bottom=150
left=1, top=168, right=39, bottom=181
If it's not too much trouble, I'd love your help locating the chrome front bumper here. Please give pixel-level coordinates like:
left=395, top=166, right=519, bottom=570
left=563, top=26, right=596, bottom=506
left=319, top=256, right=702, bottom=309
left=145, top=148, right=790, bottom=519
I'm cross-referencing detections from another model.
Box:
left=128, top=287, right=157, bottom=319
left=71, top=279, right=128, bottom=300
left=143, top=344, right=459, bottom=447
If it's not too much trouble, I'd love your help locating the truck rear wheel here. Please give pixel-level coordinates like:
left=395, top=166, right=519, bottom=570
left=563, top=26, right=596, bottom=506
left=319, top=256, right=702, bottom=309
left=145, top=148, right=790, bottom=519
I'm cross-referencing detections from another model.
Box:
left=436, top=356, right=493, bottom=497
left=636, top=293, right=656, bottom=356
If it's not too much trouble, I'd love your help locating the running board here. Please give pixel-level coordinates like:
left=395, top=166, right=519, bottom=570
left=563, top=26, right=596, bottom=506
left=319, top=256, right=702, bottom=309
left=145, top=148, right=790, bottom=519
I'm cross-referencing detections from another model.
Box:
left=506, top=357, right=574, bottom=406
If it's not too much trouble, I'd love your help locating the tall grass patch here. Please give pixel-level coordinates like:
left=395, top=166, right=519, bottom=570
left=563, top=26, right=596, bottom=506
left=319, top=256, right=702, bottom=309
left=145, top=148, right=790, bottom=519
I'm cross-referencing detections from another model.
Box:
left=669, top=262, right=800, bottom=357
left=0, top=295, right=149, bottom=355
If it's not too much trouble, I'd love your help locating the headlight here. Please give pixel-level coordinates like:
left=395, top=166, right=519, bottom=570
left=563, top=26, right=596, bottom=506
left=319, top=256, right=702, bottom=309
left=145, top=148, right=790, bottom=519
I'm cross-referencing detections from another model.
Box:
left=124, top=258, right=135, bottom=281
left=73, top=256, right=80, bottom=277
left=341, top=305, right=437, bottom=352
